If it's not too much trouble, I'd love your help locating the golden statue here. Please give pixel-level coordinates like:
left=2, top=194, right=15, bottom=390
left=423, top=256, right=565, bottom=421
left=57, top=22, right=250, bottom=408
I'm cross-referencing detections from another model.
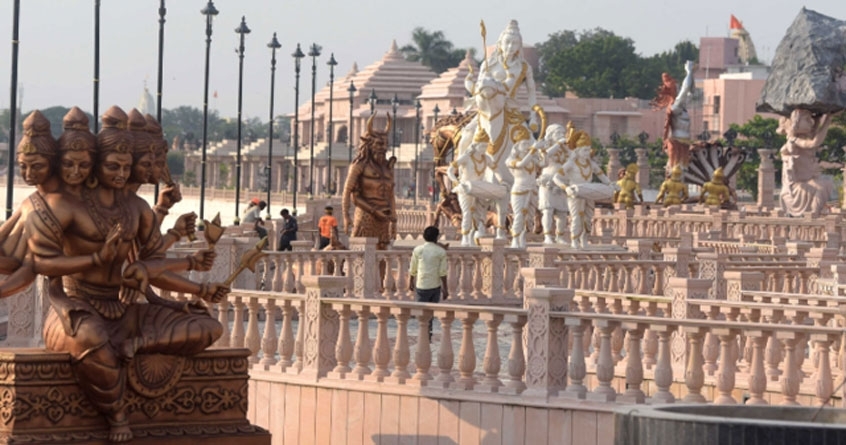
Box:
left=655, top=165, right=689, bottom=207
left=0, top=105, right=231, bottom=443
left=341, top=113, right=397, bottom=250
left=699, top=167, right=731, bottom=207
left=613, top=164, right=643, bottom=209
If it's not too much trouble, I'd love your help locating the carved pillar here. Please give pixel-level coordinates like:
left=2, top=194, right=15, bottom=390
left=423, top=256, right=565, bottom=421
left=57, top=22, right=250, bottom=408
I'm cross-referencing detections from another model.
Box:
left=520, top=267, right=560, bottom=300
left=725, top=271, right=763, bottom=302
left=479, top=237, right=506, bottom=301
left=806, top=247, right=838, bottom=280
left=523, top=287, right=574, bottom=400
left=349, top=237, right=378, bottom=298
left=757, top=148, right=775, bottom=209
left=696, top=252, right=726, bottom=300
left=635, top=148, right=649, bottom=189
left=299, top=276, right=346, bottom=381
left=667, top=277, right=712, bottom=366
left=625, top=239, right=654, bottom=261
left=527, top=246, right=558, bottom=268
left=606, top=148, right=622, bottom=181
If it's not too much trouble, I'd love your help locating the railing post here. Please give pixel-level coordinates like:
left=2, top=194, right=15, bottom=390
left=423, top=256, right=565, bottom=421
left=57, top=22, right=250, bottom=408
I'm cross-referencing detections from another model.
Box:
left=662, top=237, right=692, bottom=280
left=523, top=287, right=573, bottom=400
left=757, top=148, right=775, bottom=209
left=806, top=246, right=838, bottom=279
left=299, top=275, right=347, bottom=381
left=527, top=246, right=558, bottom=268
left=725, top=271, right=763, bottom=301
left=349, top=237, right=378, bottom=298
left=625, top=239, right=654, bottom=261
left=520, top=267, right=560, bottom=298
left=667, top=277, right=712, bottom=366
left=696, top=252, right=726, bottom=300
left=479, top=237, right=506, bottom=301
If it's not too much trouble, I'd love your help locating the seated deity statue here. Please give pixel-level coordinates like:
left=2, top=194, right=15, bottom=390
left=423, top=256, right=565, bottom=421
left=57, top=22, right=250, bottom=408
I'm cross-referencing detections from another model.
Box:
left=536, top=124, right=570, bottom=244
left=613, top=164, right=643, bottom=209
left=506, top=140, right=543, bottom=248
left=15, top=105, right=228, bottom=443
left=554, top=129, right=615, bottom=249
left=341, top=113, right=397, bottom=250
left=699, top=167, right=731, bottom=207
left=655, top=165, right=689, bottom=207
left=777, top=108, right=834, bottom=217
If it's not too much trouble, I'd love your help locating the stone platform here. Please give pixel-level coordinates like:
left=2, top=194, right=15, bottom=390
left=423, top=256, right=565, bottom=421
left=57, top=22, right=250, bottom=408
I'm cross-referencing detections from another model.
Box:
left=0, top=347, right=270, bottom=444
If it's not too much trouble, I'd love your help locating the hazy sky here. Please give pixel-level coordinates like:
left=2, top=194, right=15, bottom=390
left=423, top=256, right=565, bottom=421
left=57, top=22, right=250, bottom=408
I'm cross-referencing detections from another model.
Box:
left=0, top=0, right=843, bottom=124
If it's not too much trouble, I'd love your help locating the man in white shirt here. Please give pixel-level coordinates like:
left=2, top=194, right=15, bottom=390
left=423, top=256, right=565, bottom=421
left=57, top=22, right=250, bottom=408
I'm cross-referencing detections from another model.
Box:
left=409, top=226, right=449, bottom=338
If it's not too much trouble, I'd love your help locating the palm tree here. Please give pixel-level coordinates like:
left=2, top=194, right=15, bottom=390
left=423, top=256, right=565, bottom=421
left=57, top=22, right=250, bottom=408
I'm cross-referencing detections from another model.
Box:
left=400, top=27, right=465, bottom=74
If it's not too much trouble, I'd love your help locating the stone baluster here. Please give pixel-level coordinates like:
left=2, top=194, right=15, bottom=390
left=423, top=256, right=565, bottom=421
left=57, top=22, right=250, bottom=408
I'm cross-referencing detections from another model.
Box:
left=619, top=322, right=647, bottom=403
left=447, top=256, right=460, bottom=299
left=702, top=307, right=721, bottom=376
left=765, top=313, right=784, bottom=381
left=479, top=237, right=506, bottom=302
left=349, top=237, right=378, bottom=298
left=290, top=300, right=306, bottom=373
left=651, top=326, right=676, bottom=403
left=395, top=256, right=410, bottom=300
left=284, top=255, right=296, bottom=293
left=682, top=327, right=708, bottom=403
left=757, top=148, right=775, bottom=208
left=610, top=299, right=624, bottom=364
left=502, top=315, right=527, bottom=394
left=434, top=310, right=455, bottom=387
left=244, top=297, right=261, bottom=363
left=563, top=319, right=590, bottom=399
left=351, top=306, right=372, bottom=379
left=230, top=296, right=246, bottom=348
left=813, top=333, right=836, bottom=406
left=388, top=308, right=411, bottom=383
left=329, top=304, right=353, bottom=378
left=411, top=310, right=434, bottom=385
left=276, top=301, right=296, bottom=370
left=258, top=298, right=278, bottom=368
left=779, top=333, right=802, bottom=405
left=523, top=287, right=573, bottom=399
left=746, top=332, right=770, bottom=405
left=588, top=320, right=619, bottom=402
left=368, top=306, right=392, bottom=381
left=381, top=255, right=396, bottom=299
left=454, top=312, right=479, bottom=390
left=271, top=257, right=283, bottom=291
left=471, top=252, right=484, bottom=300
left=476, top=313, right=504, bottom=392
left=642, top=302, right=659, bottom=370
left=714, top=328, right=740, bottom=404
left=216, top=300, right=231, bottom=348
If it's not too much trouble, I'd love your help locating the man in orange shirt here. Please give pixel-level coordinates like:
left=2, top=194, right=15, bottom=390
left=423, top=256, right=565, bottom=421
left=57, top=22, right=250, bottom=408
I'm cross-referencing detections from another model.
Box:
left=318, top=206, right=339, bottom=249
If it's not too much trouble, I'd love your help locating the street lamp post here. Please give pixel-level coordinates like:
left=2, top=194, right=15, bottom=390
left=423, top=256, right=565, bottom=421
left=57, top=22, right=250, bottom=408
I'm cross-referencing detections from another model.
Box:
left=414, top=99, right=421, bottom=205
left=198, top=0, right=218, bottom=227
left=291, top=44, right=305, bottom=212
left=347, top=81, right=356, bottom=165
left=153, top=0, right=167, bottom=203
left=431, top=104, right=440, bottom=204
left=233, top=16, right=251, bottom=225
left=265, top=32, right=281, bottom=219
left=391, top=94, right=399, bottom=158
left=5, top=0, right=21, bottom=219
left=94, top=0, right=101, bottom=133
left=368, top=89, right=377, bottom=116
left=307, top=43, right=321, bottom=197
left=326, top=53, right=337, bottom=197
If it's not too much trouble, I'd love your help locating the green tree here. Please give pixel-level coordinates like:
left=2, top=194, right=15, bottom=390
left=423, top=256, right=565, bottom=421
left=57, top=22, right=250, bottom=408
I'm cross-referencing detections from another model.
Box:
left=729, top=115, right=784, bottom=199
left=400, top=27, right=471, bottom=74
left=535, top=30, right=577, bottom=97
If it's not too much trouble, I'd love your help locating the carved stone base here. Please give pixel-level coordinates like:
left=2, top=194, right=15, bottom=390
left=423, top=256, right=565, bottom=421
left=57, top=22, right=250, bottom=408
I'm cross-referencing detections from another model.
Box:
left=0, top=348, right=270, bottom=444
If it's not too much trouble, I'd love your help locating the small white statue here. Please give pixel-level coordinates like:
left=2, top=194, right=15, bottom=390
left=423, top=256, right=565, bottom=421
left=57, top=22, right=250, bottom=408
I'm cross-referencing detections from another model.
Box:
left=536, top=123, right=570, bottom=244
left=778, top=108, right=833, bottom=217
left=555, top=131, right=615, bottom=249
left=506, top=140, right=543, bottom=248
left=448, top=141, right=489, bottom=246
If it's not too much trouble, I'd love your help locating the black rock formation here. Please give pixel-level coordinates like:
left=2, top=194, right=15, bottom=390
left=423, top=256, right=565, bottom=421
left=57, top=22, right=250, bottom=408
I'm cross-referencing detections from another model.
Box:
left=757, top=8, right=846, bottom=116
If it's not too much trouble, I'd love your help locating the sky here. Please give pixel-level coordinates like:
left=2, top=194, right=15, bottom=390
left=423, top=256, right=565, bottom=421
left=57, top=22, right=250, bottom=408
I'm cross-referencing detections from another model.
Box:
left=0, top=0, right=843, bottom=124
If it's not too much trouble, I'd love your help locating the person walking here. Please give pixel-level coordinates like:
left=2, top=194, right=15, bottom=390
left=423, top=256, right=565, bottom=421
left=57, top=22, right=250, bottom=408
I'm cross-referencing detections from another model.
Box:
left=408, top=226, right=449, bottom=338
left=317, top=206, right=339, bottom=250
left=278, top=208, right=298, bottom=251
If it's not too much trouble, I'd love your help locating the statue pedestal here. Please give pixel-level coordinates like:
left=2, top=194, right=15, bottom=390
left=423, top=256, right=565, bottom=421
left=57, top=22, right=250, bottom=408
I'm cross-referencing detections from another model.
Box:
left=0, top=348, right=270, bottom=444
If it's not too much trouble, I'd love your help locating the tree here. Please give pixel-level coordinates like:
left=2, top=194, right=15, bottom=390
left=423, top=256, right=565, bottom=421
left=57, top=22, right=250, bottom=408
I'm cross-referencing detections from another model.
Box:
left=537, top=28, right=698, bottom=100
left=729, top=115, right=784, bottom=199
left=400, top=27, right=470, bottom=74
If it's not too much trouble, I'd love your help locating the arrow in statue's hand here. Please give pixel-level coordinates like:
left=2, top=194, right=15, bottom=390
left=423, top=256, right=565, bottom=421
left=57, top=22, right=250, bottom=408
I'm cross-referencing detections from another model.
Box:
left=203, top=213, right=224, bottom=248
left=224, top=237, right=268, bottom=286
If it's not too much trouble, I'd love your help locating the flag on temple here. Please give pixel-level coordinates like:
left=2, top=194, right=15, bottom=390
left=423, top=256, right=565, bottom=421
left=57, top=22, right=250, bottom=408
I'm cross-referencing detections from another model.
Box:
left=730, top=14, right=743, bottom=30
